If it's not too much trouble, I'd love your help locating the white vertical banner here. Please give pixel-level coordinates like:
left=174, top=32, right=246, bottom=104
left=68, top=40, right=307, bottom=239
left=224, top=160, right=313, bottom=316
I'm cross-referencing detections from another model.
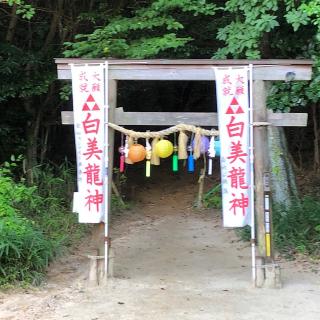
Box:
left=71, top=64, right=107, bottom=223
left=214, top=67, right=252, bottom=227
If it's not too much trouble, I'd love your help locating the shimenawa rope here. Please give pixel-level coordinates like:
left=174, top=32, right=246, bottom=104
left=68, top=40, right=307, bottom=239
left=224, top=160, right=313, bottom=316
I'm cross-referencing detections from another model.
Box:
left=108, top=122, right=219, bottom=138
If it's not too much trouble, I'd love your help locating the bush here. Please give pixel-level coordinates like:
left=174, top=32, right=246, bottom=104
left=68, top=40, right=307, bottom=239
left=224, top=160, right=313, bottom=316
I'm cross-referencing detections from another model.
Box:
left=273, top=197, right=320, bottom=256
left=0, top=214, right=55, bottom=286
left=0, top=160, right=87, bottom=286
left=0, top=172, right=56, bottom=285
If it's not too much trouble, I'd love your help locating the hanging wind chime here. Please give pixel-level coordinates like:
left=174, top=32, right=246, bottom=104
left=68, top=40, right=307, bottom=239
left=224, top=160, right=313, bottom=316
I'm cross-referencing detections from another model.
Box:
left=116, top=125, right=220, bottom=177
left=145, top=136, right=151, bottom=177
left=172, top=133, right=178, bottom=172
left=119, top=133, right=125, bottom=173
left=188, top=133, right=195, bottom=172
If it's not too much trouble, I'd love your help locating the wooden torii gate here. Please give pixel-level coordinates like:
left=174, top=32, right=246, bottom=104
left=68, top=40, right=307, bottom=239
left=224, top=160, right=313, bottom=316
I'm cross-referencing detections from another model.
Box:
left=55, top=58, right=312, bottom=288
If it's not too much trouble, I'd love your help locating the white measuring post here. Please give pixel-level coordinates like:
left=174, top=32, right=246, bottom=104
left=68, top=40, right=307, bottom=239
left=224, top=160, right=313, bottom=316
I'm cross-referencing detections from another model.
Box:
left=103, top=61, right=109, bottom=279
left=248, top=64, right=256, bottom=285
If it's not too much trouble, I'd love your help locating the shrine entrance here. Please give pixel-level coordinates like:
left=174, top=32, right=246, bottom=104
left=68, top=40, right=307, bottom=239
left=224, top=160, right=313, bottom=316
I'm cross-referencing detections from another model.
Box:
left=55, top=59, right=312, bottom=288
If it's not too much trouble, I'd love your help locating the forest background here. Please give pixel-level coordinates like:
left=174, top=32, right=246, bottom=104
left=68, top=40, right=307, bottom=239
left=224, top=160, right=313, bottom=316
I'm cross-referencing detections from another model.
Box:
left=1, top=0, right=320, bottom=287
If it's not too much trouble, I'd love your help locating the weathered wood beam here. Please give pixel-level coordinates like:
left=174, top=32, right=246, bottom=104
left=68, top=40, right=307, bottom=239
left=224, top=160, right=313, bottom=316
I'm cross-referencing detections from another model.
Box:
left=61, top=109, right=308, bottom=127
left=55, top=58, right=313, bottom=81
left=267, top=112, right=308, bottom=127
left=57, top=65, right=312, bottom=81
left=55, top=58, right=313, bottom=65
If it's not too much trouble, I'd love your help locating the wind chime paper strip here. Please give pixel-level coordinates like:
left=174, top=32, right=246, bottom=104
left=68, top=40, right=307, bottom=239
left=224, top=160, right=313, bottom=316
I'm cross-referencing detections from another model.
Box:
left=71, top=64, right=107, bottom=223
left=214, top=67, right=252, bottom=227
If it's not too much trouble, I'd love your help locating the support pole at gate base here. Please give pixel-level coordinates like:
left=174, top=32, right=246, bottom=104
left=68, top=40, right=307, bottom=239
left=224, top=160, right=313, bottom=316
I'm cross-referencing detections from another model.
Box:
left=253, top=80, right=281, bottom=288
left=103, top=78, right=117, bottom=282
left=95, top=77, right=117, bottom=285
left=107, top=79, right=117, bottom=279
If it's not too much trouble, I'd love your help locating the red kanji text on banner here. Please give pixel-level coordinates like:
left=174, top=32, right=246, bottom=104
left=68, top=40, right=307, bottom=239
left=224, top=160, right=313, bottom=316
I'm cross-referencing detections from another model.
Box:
left=214, top=67, right=252, bottom=227
left=71, top=64, right=107, bottom=223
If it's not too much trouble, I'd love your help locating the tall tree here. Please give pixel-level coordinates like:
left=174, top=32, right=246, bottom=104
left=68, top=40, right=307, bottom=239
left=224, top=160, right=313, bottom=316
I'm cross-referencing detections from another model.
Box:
left=0, top=1, right=112, bottom=182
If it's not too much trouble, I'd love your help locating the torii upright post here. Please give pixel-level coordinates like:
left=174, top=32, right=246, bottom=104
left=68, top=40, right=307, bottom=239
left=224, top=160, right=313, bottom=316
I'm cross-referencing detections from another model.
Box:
left=253, top=80, right=279, bottom=287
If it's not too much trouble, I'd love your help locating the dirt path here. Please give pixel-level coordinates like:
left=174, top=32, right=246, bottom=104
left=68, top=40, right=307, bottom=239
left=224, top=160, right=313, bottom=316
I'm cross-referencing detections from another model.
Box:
left=1, top=169, right=320, bottom=320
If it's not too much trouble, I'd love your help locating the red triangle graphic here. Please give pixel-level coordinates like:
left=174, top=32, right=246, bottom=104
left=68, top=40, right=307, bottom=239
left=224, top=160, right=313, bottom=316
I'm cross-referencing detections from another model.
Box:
left=87, top=94, right=95, bottom=102
left=92, top=103, right=100, bottom=111
left=82, top=103, right=90, bottom=111
left=230, top=97, right=239, bottom=105
left=236, top=106, right=244, bottom=114
left=226, top=106, right=234, bottom=114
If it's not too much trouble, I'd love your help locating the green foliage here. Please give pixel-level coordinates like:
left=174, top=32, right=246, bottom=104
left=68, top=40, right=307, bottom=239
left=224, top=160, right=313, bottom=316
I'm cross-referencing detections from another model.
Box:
left=29, top=161, right=76, bottom=206
left=273, top=197, right=320, bottom=256
left=0, top=43, right=54, bottom=102
left=267, top=81, right=308, bottom=112
left=236, top=225, right=251, bottom=242
left=59, top=83, right=72, bottom=102
left=236, top=198, right=320, bottom=258
left=0, top=160, right=86, bottom=286
left=267, top=58, right=320, bottom=112
left=211, top=0, right=320, bottom=112
left=0, top=166, right=54, bottom=285
left=64, top=0, right=216, bottom=58
left=0, top=214, right=54, bottom=286
left=111, top=195, right=130, bottom=212
left=6, top=0, right=35, bottom=20
left=214, top=0, right=279, bottom=59
left=203, top=184, right=222, bottom=209
left=112, top=168, right=129, bottom=212
left=285, top=9, right=310, bottom=31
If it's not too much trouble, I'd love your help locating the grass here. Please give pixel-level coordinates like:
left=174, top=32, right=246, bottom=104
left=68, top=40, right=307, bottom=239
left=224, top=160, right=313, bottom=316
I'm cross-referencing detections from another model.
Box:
left=273, top=197, right=320, bottom=256
left=0, top=160, right=88, bottom=287
left=202, top=182, right=320, bottom=258
left=202, top=184, right=222, bottom=209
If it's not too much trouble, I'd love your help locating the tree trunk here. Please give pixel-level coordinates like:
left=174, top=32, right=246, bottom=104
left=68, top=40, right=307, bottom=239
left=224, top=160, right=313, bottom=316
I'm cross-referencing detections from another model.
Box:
left=25, top=104, right=42, bottom=185
left=40, top=125, right=50, bottom=164
left=268, top=126, right=299, bottom=207
left=43, top=0, right=64, bottom=51
left=311, top=103, right=320, bottom=172
left=6, top=4, right=18, bottom=43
